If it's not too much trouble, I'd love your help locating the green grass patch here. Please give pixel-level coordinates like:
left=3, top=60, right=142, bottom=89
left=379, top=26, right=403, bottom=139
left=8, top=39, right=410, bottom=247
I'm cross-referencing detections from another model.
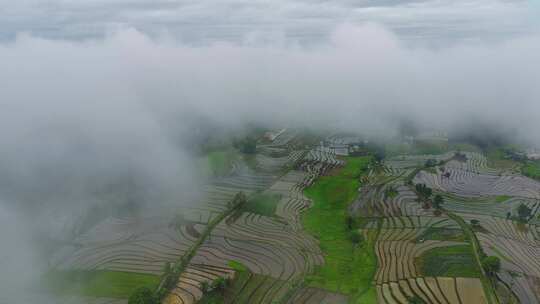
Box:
left=416, top=245, right=480, bottom=278
left=202, top=149, right=239, bottom=177
left=495, top=195, right=511, bottom=203
left=486, top=147, right=522, bottom=170
left=303, top=156, right=377, bottom=300
left=228, top=260, right=248, bottom=272
left=241, top=193, right=281, bottom=217
left=522, top=160, right=540, bottom=180
left=416, top=228, right=467, bottom=242
left=41, top=270, right=160, bottom=298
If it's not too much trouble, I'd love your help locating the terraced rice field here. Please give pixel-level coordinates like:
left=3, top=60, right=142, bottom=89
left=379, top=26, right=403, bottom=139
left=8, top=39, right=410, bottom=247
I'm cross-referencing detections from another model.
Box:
left=47, top=135, right=540, bottom=304
left=164, top=166, right=327, bottom=303
left=443, top=195, right=540, bottom=219
left=370, top=214, right=486, bottom=304
left=407, top=150, right=540, bottom=303
left=413, top=152, right=540, bottom=199
left=477, top=231, right=540, bottom=303
left=163, top=137, right=335, bottom=304
left=376, top=277, right=487, bottom=304
left=48, top=133, right=317, bottom=303
left=51, top=216, right=202, bottom=275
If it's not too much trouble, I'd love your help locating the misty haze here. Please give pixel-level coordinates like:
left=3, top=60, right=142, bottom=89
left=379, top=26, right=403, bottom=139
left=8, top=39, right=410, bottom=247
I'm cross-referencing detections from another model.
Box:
left=1, top=1, right=540, bottom=304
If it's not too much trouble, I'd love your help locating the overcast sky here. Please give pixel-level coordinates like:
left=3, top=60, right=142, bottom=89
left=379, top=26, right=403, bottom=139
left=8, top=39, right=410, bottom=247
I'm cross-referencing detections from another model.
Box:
left=1, top=0, right=539, bottom=45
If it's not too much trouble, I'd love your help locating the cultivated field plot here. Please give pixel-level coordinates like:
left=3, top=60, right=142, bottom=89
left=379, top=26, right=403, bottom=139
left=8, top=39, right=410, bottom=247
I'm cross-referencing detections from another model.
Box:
left=386, top=152, right=454, bottom=170
left=366, top=211, right=488, bottom=304
left=404, top=150, right=540, bottom=303
left=304, top=145, right=345, bottom=167
left=351, top=182, right=432, bottom=217
left=376, top=277, right=487, bottom=304
left=413, top=152, right=540, bottom=199
left=415, top=168, right=540, bottom=199
left=444, top=152, right=504, bottom=175
left=57, top=296, right=127, bottom=304
left=3, top=295, right=128, bottom=304
left=268, top=169, right=317, bottom=230
left=191, top=212, right=323, bottom=279
left=212, top=160, right=276, bottom=191
left=287, top=287, right=349, bottom=304
left=51, top=216, right=201, bottom=275
left=443, top=195, right=540, bottom=219
left=164, top=264, right=235, bottom=304
left=51, top=162, right=279, bottom=275
left=477, top=231, right=540, bottom=303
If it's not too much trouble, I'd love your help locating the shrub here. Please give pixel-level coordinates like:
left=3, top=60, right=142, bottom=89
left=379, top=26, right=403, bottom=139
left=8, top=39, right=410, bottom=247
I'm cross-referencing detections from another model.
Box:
left=235, top=137, right=257, bottom=154
left=415, top=183, right=432, bottom=201
left=481, top=256, right=501, bottom=275
left=200, top=281, right=209, bottom=293
left=517, top=203, right=532, bottom=222
left=425, top=159, right=437, bottom=167
left=128, top=287, right=157, bottom=304
left=432, top=194, right=444, bottom=209
left=349, top=230, right=364, bottom=244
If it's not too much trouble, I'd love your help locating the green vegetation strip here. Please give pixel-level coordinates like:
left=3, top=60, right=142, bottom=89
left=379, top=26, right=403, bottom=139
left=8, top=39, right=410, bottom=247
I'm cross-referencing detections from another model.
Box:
left=42, top=270, right=160, bottom=298
left=302, top=156, right=378, bottom=302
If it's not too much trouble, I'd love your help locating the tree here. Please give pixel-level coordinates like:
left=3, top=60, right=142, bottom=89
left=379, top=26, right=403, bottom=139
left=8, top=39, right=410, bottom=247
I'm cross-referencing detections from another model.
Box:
left=235, top=137, right=257, bottom=154
left=211, top=277, right=229, bottom=293
left=350, top=230, right=364, bottom=244
left=415, top=183, right=432, bottom=201
left=424, top=187, right=432, bottom=199
left=128, top=287, right=156, bottom=304
left=482, top=256, right=501, bottom=275
left=425, top=159, right=437, bottom=167
left=432, top=194, right=444, bottom=209
left=517, top=203, right=532, bottom=222
left=346, top=216, right=354, bottom=230
left=373, top=149, right=385, bottom=164
left=200, top=281, right=209, bottom=293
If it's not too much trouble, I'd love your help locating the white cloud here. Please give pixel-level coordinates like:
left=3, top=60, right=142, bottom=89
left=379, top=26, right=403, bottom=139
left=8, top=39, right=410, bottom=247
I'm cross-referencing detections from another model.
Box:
left=0, top=0, right=536, bottom=44
left=0, top=21, right=539, bottom=301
